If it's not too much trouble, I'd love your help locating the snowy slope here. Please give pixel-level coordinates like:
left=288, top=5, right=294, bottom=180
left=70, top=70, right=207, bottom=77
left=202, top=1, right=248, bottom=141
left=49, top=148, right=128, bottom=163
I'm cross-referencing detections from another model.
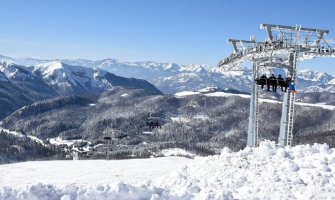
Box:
left=175, top=89, right=335, bottom=110
left=1, top=141, right=335, bottom=199
left=0, top=157, right=190, bottom=188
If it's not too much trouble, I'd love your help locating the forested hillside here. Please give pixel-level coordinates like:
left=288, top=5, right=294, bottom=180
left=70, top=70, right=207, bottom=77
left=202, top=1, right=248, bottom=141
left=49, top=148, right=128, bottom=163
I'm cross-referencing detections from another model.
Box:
left=2, top=87, right=335, bottom=161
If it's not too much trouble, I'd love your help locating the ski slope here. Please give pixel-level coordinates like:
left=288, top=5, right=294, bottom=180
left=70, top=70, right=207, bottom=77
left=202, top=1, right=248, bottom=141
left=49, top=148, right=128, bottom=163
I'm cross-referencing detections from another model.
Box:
left=175, top=90, right=335, bottom=110
left=1, top=141, right=335, bottom=199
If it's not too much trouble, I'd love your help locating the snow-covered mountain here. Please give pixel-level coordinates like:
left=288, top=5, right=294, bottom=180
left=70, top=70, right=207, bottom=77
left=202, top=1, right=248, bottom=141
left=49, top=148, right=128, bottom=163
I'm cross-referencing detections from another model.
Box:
left=2, top=54, right=334, bottom=94
left=30, top=61, right=162, bottom=96
left=0, top=61, right=58, bottom=96
left=65, top=60, right=255, bottom=94
left=85, top=60, right=335, bottom=94
left=297, top=70, right=335, bottom=93
left=0, top=60, right=162, bottom=119
left=0, top=61, right=59, bottom=119
left=0, top=60, right=162, bottom=96
left=32, top=61, right=113, bottom=96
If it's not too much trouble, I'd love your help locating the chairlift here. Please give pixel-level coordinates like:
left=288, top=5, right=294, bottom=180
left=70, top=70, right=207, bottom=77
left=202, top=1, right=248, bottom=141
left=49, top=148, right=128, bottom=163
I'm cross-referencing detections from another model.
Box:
left=142, top=98, right=170, bottom=134
left=114, top=133, right=128, bottom=139
left=255, top=73, right=291, bottom=93
left=146, top=116, right=162, bottom=129
left=103, top=136, right=112, bottom=140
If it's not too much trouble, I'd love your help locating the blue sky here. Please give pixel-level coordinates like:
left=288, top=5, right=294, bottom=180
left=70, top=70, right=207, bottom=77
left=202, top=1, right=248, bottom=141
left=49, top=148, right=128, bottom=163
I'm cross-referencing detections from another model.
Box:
left=0, top=0, right=334, bottom=74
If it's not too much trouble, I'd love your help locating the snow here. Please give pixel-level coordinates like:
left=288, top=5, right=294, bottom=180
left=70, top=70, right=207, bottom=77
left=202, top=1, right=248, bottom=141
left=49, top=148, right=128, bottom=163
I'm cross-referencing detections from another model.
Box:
left=204, top=91, right=250, bottom=99
left=32, top=61, right=114, bottom=95
left=142, top=131, right=154, bottom=135
left=174, top=91, right=201, bottom=97
left=197, top=87, right=214, bottom=93
left=160, top=148, right=195, bottom=157
left=27, top=135, right=45, bottom=146
left=0, top=157, right=190, bottom=188
left=184, top=91, right=335, bottom=110
left=49, top=137, right=88, bottom=147
left=298, top=69, right=332, bottom=82
left=296, top=102, right=335, bottom=110
left=0, top=62, right=32, bottom=81
left=0, top=127, right=24, bottom=137
left=35, top=61, right=64, bottom=76
left=1, top=141, right=335, bottom=199
left=171, top=115, right=210, bottom=123
left=193, top=115, right=210, bottom=120
left=0, top=128, right=48, bottom=146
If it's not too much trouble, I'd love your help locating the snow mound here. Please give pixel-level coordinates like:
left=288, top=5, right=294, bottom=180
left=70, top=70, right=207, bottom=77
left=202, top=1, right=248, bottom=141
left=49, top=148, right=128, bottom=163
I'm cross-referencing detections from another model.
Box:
left=174, top=91, right=201, bottom=97
left=1, top=141, right=335, bottom=199
left=0, top=183, right=172, bottom=200
left=155, top=141, right=335, bottom=199
left=160, top=148, right=195, bottom=157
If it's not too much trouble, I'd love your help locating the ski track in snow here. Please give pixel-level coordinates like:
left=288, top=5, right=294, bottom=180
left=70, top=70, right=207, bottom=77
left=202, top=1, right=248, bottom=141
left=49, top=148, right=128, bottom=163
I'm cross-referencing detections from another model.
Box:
left=1, top=141, right=335, bottom=199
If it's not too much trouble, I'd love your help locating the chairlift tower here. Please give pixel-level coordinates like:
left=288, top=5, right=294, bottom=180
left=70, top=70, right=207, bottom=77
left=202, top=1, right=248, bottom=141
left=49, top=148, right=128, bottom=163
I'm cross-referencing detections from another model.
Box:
left=103, top=131, right=113, bottom=160
left=218, top=23, right=335, bottom=147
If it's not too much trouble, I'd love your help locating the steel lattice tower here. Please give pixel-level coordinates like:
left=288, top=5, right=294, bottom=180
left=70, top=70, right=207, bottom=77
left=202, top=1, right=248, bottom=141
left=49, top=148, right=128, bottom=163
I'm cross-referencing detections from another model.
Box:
left=218, top=23, right=335, bottom=146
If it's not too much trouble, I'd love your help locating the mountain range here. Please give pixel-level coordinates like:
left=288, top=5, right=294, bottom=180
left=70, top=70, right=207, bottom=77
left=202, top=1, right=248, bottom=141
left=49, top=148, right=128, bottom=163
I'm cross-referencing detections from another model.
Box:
left=0, top=60, right=161, bottom=119
left=1, top=54, right=335, bottom=95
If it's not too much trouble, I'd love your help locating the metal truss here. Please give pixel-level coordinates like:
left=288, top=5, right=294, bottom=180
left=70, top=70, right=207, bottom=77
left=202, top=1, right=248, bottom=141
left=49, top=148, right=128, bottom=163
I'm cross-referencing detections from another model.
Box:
left=218, top=23, right=335, bottom=147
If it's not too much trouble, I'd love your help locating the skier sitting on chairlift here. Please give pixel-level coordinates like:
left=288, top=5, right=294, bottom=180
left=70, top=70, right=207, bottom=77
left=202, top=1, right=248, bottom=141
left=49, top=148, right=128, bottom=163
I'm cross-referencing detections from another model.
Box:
left=267, top=74, right=277, bottom=92
left=154, top=121, right=162, bottom=129
left=284, top=76, right=292, bottom=92
left=146, top=119, right=162, bottom=129
left=277, top=74, right=286, bottom=92
left=256, top=74, right=267, bottom=89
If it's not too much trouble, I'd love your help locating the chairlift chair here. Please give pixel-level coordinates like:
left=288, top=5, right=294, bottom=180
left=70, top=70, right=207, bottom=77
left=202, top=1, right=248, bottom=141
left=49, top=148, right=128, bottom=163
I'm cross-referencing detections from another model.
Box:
left=103, top=136, right=112, bottom=140
left=146, top=116, right=162, bottom=129
left=114, top=133, right=128, bottom=139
